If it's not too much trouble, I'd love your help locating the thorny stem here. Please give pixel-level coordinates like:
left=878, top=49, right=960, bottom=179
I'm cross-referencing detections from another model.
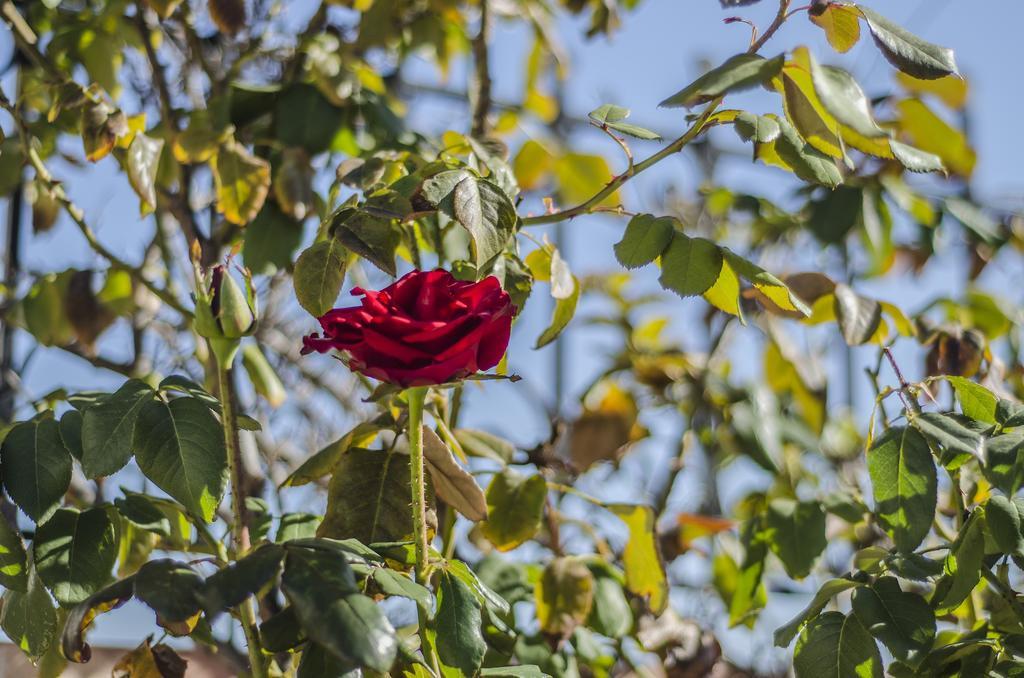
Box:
left=216, top=363, right=267, bottom=678
left=883, top=346, right=921, bottom=414
left=406, top=386, right=431, bottom=582
left=405, top=386, right=439, bottom=672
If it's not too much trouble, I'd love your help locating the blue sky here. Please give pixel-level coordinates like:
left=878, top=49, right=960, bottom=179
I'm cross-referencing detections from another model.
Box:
left=2, top=0, right=1023, bottom=665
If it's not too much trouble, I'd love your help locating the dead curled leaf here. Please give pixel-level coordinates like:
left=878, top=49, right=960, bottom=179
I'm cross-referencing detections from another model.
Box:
left=422, top=426, right=487, bottom=522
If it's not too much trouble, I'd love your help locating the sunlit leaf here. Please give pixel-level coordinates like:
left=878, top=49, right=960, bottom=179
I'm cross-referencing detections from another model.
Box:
left=212, top=139, right=271, bottom=226
left=867, top=426, right=936, bottom=553
left=857, top=4, right=959, bottom=79
left=660, top=53, right=784, bottom=108
left=794, top=611, right=883, bottom=678
left=608, top=504, right=668, bottom=614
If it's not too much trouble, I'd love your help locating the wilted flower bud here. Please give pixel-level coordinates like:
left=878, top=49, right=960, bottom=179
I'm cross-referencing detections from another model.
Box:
left=193, top=261, right=258, bottom=366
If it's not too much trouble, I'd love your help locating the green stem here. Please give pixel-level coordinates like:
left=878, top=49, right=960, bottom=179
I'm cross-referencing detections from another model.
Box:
left=406, top=386, right=430, bottom=582
left=216, top=362, right=267, bottom=678
left=405, top=385, right=439, bottom=671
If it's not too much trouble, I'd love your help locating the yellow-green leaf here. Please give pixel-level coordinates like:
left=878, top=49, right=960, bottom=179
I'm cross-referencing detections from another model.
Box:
left=212, top=139, right=271, bottom=225
left=608, top=504, right=668, bottom=613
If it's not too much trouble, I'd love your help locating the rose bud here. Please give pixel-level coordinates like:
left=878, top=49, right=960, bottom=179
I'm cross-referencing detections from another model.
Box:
left=193, top=262, right=258, bottom=366
left=302, top=269, right=516, bottom=387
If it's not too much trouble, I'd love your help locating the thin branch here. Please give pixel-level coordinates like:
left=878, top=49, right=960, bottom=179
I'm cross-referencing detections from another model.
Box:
left=133, top=2, right=176, bottom=127
left=519, top=0, right=793, bottom=228
left=0, top=95, right=190, bottom=315
left=521, top=102, right=721, bottom=226
left=470, top=0, right=492, bottom=137
left=883, top=346, right=921, bottom=414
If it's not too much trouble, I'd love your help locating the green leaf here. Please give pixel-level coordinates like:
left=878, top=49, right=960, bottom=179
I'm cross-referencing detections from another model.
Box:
left=0, top=417, right=71, bottom=523
left=587, top=104, right=628, bottom=124
left=986, top=433, right=1024, bottom=495
left=126, top=132, right=164, bottom=213
left=807, top=55, right=885, bottom=138
left=200, top=544, right=285, bottom=615
left=58, top=409, right=84, bottom=461
left=772, top=115, right=843, bottom=188
left=608, top=504, right=668, bottom=614
left=318, top=448, right=429, bottom=544
left=333, top=210, right=400, bottom=277
left=911, top=412, right=984, bottom=466
left=293, top=236, right=348, bottom=317
left=259, top=607, right=304, bottom=653
left=728, top=517, right=767, bottom=627
left=734, top=111, right=781, bottom=143
left=81, top=378, right=154, bottom=478
left=242, top=343, right=286, bottom=408
left=297, top=642, right=355, bottom=678
left=454, top=428, right=516, bottom=463
left=281, top=545, right=397, bottom=672
left=809, top=3, right=862, bottom=53
left=945, top=197, right=1001, bottom=244
left=61, top=575, right=135, bottom=662
left=985, top=495, right=1024, bottom=558
left=274, top=84, right=346, bottom=154
left=553, top=153, right=619, bottom=207
left=133, top=397, right=228, bottom=523
left=774, top=578, right=860, bottom=647
left=658, top=233, right=722, bottom=298
left=534, top=276, right=578, bottom=349
left=0, top=515, right=28, bottom=591
left=276, top=513, right=321, bottom=542
left=868, top=426, right=936, bottom=553
left=480, top=667, right=548, bottom=677
left=613, top=214, right=675, bottom=269
left=450, top=177, right=518, bottom=269
left=659, top=53, right=785, bottom=108
left=1, top=567, right=57, bottom=660
left=115, top=493, right=172, bottom=536
left=794, top=611, right=883, bottom=678
left=134, top=559, right=204, bottom=626
left=281, top=420, right=382, bottom=487
left=946, top=377, right=998, bottom=424
left=890, top=141, right=945, bottom=174
left=856, top=5, right=959, bottom=79
left=833, top=284, right=882, bottom=346
left=586, top=573, right=632, bottom=639
left=368, top=567, right=431, bottom=610
left=934, top=508, right=986, bottom=613
left=588, top=104, right=661, bottom=140
left=34, top=507, right=119, bottom=606
left=724, top=250, right=811, bottom=316
left=243, top=204, right=304, bottom=276
left=212, top=139, right=271, bottom=226
left=535, top=557, right=594, bottom=637
left=436, top=571, right=487, bottom=676
left=764, top=498, right=826, bottom=579
left=481, top=470, right=547, bottom=551
left=851, top=576, right=935, bottom=665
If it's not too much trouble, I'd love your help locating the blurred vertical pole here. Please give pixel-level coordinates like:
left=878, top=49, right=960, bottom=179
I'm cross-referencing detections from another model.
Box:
left=553, top=221, right=566, bottom=413
left=0, top=168, right=21, bottom=423
left=0, top=52, right=23, bottom=530
left=0, top=52, right=22, bottom=426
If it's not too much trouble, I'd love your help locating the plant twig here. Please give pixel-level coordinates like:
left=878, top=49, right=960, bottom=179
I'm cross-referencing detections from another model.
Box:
left=470, top=0, right=492, bottom=137
left=216, top=363, right=267, bottom=678
left=0, top=94, right=190, bottom=316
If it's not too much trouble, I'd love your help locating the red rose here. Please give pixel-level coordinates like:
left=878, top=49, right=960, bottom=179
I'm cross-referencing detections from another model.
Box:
left=301, top=270, right=516, bottom=387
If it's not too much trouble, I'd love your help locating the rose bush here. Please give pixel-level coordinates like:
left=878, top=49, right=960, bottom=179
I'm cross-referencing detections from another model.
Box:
left=301, top=269, right=516, bottom=386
